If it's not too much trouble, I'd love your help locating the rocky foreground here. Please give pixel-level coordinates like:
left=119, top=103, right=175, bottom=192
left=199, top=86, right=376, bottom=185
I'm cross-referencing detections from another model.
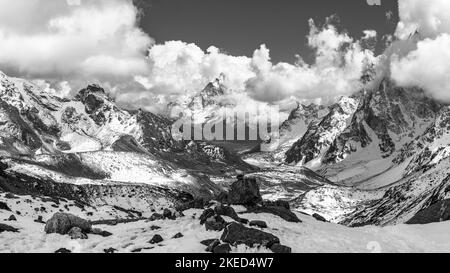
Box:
left=2, top=175, right=450, bottom=253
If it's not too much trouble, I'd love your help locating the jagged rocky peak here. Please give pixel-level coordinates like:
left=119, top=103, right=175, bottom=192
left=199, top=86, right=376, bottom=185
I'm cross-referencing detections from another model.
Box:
left=285, top=79, right=441, bottom=167
left=285, top=96, right=359, bottom=166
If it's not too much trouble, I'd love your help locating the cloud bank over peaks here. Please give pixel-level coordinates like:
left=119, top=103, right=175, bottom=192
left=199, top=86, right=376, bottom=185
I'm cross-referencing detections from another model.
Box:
left=245, top=19, right=378, bottom=104
left=390, top=0, right=450, bottom=102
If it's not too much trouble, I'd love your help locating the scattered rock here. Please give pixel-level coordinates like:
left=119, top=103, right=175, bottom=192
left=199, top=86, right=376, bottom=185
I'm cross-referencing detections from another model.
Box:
left=239, top=218, right=249, bottom=225
left=132, top=247, right=154, bottom=253
left=199, top=208, right=215, bottom=225
left=149, top=234, right=164, bottom=244
left=200, top=239, right=218, bottom=246
left=220, top=223, right=280, bottom=248
left=0, top=223, right=19, bottom=233
left=149, top=213, right=164, bottom=221
left=34, top=216, right=45, bottom=224
left=172, top=232, right=184, bottom=239
left=150, top=225, right=161, bottom=231
left=104, top=248, right=117, bottom=253
left=312, top=213, right=327, bottom=222
left=55, top=248, right=72, bottom=253
left=0, top=201, right=11, bottom=211
left=214, top=243, right=232, bottom=253
left=68, top=227, right=88, bottom=240
left=205, top=239, right=220, bottom=252
left=249, top=220, right=268, bottom=229
left=91, top=228, right=112, bottom=237
left=246, top=206, right=301, bottom=223
left=8, top=215, right=17, bottom=221
left=44, top=213, right=92, bottom=235
left=214, top=204, right=240, bottom=221
left=205, top=215, right=227, bottom=231
left=163, top=208, right=175, bottom=220
left=227, top=177, right=262, bottom=206
left=4, top=193, right=18, bottom=199
left=262, top=200, right=290, bottom=210
left=270, top=243, right=292, bottom=253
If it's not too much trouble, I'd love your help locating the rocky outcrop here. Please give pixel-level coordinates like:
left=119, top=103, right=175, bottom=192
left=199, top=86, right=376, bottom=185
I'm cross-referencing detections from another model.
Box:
left=0, top=223, right=18, bottom=233
left=227, top=176, right=262, bottom=205
left=407, top=199, right=450, bottom=224
left=220, top=222, right=280, bottom=248
left=44, top=213, right=92, bottom=235
left=245, top=205, right=301, bottom=223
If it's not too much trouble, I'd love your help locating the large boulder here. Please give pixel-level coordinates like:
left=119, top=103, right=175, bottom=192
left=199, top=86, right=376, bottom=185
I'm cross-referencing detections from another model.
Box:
left=227, top=176, right=262, bottom=205
left=44, top=213, right=92, bottom=235
left=220, top=223, right=280, bottom=248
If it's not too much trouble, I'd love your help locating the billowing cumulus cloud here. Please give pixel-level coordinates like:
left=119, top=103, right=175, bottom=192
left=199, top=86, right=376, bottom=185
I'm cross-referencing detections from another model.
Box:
left=245, top=20, right=377, bottom=103
left=390, top=0, right=450, bottom=102
left=0, top=0, right=152, bottom=84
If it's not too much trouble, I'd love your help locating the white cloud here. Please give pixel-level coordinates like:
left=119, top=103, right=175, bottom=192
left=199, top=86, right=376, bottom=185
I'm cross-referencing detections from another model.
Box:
left=245, top=20, right=377, bottom=103
left=395, top=0, right=450, bottom=39
left=391, top=34, right=450, bottom=101
left=0, top=1, right=380, bottom=112
left=0, top=0, right=152, bottom=83
left=390, top=0, right=450, bottom=102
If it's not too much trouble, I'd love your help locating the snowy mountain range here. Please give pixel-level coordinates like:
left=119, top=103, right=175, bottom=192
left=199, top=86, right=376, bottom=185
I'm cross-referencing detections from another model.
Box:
left=1, top=68, right=450, bottom=253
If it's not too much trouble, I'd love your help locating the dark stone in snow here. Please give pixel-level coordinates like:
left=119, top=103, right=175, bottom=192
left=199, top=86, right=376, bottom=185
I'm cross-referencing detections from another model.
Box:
left=150, top=225, right=161, bottom=231
left=0, top=201, right=11, bottom=211
left=239, top=218, right=249, bottom=224
left=44, top=213, right=92, bottom=235
left=205, top=239, right=220, bottom=253
left=91, top=228, right=112, bottom=237
left=262, top=200, right=290, bottom=210
left=8, top=215, right=17, bottom=221
left=55, top=248, right=72, bottom=253
left=227, top=177, right=262, bottom=206
left=34, top=216, right=45, bottom=224
left=214, top=204, right=240, bottom=221
left=199, top=208, right=215, bottom=225
left=312, top=213, right=327, bottom=222
left=249, top=220, right=268, bottom=228
left=163, top=208, right=175, bottom=220
left=220, top=222, right=280, bottom=248
left=0, top=223, right=19, bottom=233
left=246, top=206, right=301, bottom=223
left=149, top=234, right=164, bottom=244
left=270, top=243, right=292, bottom=253
left=205, top=215, right=227, bottom=231
left=200, top=239, right=217, bottom=246
left=149, top=213, right=164, bottom=221
left=68, top=227, right=88, bottom=240
left=214, top=243, right=232, bottom=254
left=172, top=232, right=184, bottom=239
left=104, top=248, right=117, bottom=254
